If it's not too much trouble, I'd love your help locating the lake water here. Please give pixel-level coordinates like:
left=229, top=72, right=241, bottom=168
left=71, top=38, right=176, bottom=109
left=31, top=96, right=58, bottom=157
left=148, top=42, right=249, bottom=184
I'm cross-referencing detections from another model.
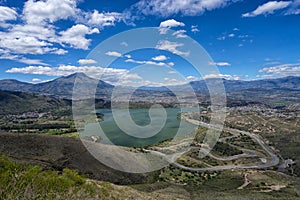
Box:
left=80, top=108, right=198, bottom=147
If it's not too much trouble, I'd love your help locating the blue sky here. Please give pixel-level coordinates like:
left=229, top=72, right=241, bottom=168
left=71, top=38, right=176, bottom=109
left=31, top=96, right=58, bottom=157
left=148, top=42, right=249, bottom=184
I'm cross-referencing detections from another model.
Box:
left=0, top=0, right=299, bottom=86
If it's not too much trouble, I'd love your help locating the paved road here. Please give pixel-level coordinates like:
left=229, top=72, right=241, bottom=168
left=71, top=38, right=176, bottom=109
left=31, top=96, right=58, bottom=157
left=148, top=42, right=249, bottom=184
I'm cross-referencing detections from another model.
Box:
left=145, top=117, right=280, bottom=172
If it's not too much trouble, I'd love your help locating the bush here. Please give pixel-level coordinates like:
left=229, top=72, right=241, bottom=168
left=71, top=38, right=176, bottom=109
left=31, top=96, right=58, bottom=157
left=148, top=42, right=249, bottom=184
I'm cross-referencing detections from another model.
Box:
left=0, top=153, right=98, bottom=199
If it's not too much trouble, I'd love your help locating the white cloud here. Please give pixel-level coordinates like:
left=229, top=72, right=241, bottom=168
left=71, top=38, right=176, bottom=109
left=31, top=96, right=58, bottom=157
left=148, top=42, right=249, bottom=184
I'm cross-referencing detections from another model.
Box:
left=6, top=64, right=186, bottom=87
left=86, top=10, right=123, bottom=27
left=203, top=73, right=241, bottom=80
left=0, top=23, right=67, bottom=55
left=168, top=62, right=175, bottom=67
left=0, top=33, right=54, bottom=54
left=209, top=62, right=231, bottom=67
left=22, top=0, right=78, bottom=25
left=156, top=40, right=190, bottom=57
left=191, top=25, right=200, bottom=33
left=31, top=78, right=51, bottom=83
left=6, top=65, right=135, bottom=84
left=242, top=1, right=292, bottom=17
left=186, top=75, right=200, bottom=81
left=18, top=58, right=48, bottom=65
left=78, top=59, right=97, bottom=65
left=158, top=19, right=185, bottom=35
left=0, top=6, right=17, bottom=27
left=32, top=78, right=42, bottom=83
left=0, top=1, right=124, bottom=60
left=134, top=0, right=238, bottom=17
left=125, top=58, right=174, bottom=67
left=285, top=0, right=300, bottom=15
left=0, top=6, right=17, bottom=21
left=54, top=49, right=68, bottom=55
left=217, top=36, right=226, bottom=41
left=217, top=33, right=235, bottom=41
left=159, top=19, right=185, bottom=28
left=124, top=54, right=132, bottom=59
left=59, top=24, right=99, bottom=50
left=258, top=63, right=300, bottom=78
left=238, top=35, right=249, bottom=38
left=173, top=30, right=188, bottom=38
left=0, top=53, right=48, bottom=65
left=152, top=55, right=168, bottom=61
left=105, top=51, right=123, bottom=57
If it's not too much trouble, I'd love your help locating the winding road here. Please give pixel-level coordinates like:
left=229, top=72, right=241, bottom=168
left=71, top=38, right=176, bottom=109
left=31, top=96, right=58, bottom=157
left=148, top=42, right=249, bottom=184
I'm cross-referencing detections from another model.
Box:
left=145, top=115, right=280, bottom=172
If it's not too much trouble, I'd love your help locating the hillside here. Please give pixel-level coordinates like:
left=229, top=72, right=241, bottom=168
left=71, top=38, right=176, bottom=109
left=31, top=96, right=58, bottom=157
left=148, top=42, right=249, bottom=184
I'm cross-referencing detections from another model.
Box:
left=0, top=90, right=71, bottom=115
left=0, top=133, right=157, bottom=185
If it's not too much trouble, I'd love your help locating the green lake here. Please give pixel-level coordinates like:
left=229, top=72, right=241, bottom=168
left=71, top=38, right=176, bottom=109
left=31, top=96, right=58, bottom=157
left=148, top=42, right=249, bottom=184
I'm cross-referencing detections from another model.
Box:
left=80, top=108, right=198, bottom=147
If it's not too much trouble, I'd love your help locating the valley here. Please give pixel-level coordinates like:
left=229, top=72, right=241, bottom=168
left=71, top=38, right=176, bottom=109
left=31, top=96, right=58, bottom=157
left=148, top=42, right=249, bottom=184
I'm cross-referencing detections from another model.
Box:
left=0, top=74, right=299, bottom=199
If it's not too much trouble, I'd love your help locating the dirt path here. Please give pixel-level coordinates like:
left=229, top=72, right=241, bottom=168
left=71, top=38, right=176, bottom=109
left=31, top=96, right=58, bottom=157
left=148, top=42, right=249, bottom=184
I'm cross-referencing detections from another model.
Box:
left=238, top=173, right=251, bottom=189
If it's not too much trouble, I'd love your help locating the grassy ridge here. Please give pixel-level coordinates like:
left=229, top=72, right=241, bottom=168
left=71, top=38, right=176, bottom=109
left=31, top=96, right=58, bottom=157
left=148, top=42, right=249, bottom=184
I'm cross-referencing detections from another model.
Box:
left=0, top=153, right=99, bottom=199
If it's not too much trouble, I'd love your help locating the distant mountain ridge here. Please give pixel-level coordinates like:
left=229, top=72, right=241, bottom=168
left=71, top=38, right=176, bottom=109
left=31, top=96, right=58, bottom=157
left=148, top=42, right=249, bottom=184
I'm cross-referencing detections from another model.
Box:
left=0, top=73, right=114, bottom=99
left=185, top=76, right=300, bottom=92
left=0, top=74, right=299, bottom=100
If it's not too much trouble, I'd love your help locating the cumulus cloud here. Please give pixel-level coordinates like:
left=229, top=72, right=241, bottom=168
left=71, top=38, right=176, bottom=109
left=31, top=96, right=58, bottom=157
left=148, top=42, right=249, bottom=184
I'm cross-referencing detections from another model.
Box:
left=105, top=51, right=123, bottom=57
left=59, top=24, right=99, bottom=50
left=0, top=0, right=124, bottom=60
left=78, top=59, right=97, bottom=65
left=159, top=19, right=185, bottom=28
left=158, top=19, right=185, bottom=34
left=156, top=40, right=190, bottom=57
left=0, top=32, right=55, bottom=54
left=242, top=1, right=292, bottom=17
left=258, top=63, right=300, bottom=78
left=22, top=0, right=77, bottom=25
left=133, top=0, right=239, bottom=17
left=0, top=6, right=17, bottom=27
left=86, top=10, right=123, bottom=27
left=6, top=65, right=132, bottom=84
left=152, top=55, right=168, bottom=61
left=6, top=64, right=188, bottom=87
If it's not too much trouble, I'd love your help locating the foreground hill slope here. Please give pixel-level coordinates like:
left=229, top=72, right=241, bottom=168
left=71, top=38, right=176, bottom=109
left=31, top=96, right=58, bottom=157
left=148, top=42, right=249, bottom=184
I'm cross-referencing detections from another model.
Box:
left=0, top=133, right=157, bottom=185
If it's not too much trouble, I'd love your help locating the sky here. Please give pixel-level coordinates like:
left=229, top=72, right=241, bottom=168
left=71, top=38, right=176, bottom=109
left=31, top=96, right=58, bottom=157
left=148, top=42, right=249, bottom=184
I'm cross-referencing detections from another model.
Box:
left=0, top=0, right=300, bottom=86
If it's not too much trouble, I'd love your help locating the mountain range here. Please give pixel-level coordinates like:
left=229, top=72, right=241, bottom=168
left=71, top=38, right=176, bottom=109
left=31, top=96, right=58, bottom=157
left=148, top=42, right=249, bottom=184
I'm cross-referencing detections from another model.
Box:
left=0, top=73, right=114, bottom=99
left=0, top=73, right=299, bottom=104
